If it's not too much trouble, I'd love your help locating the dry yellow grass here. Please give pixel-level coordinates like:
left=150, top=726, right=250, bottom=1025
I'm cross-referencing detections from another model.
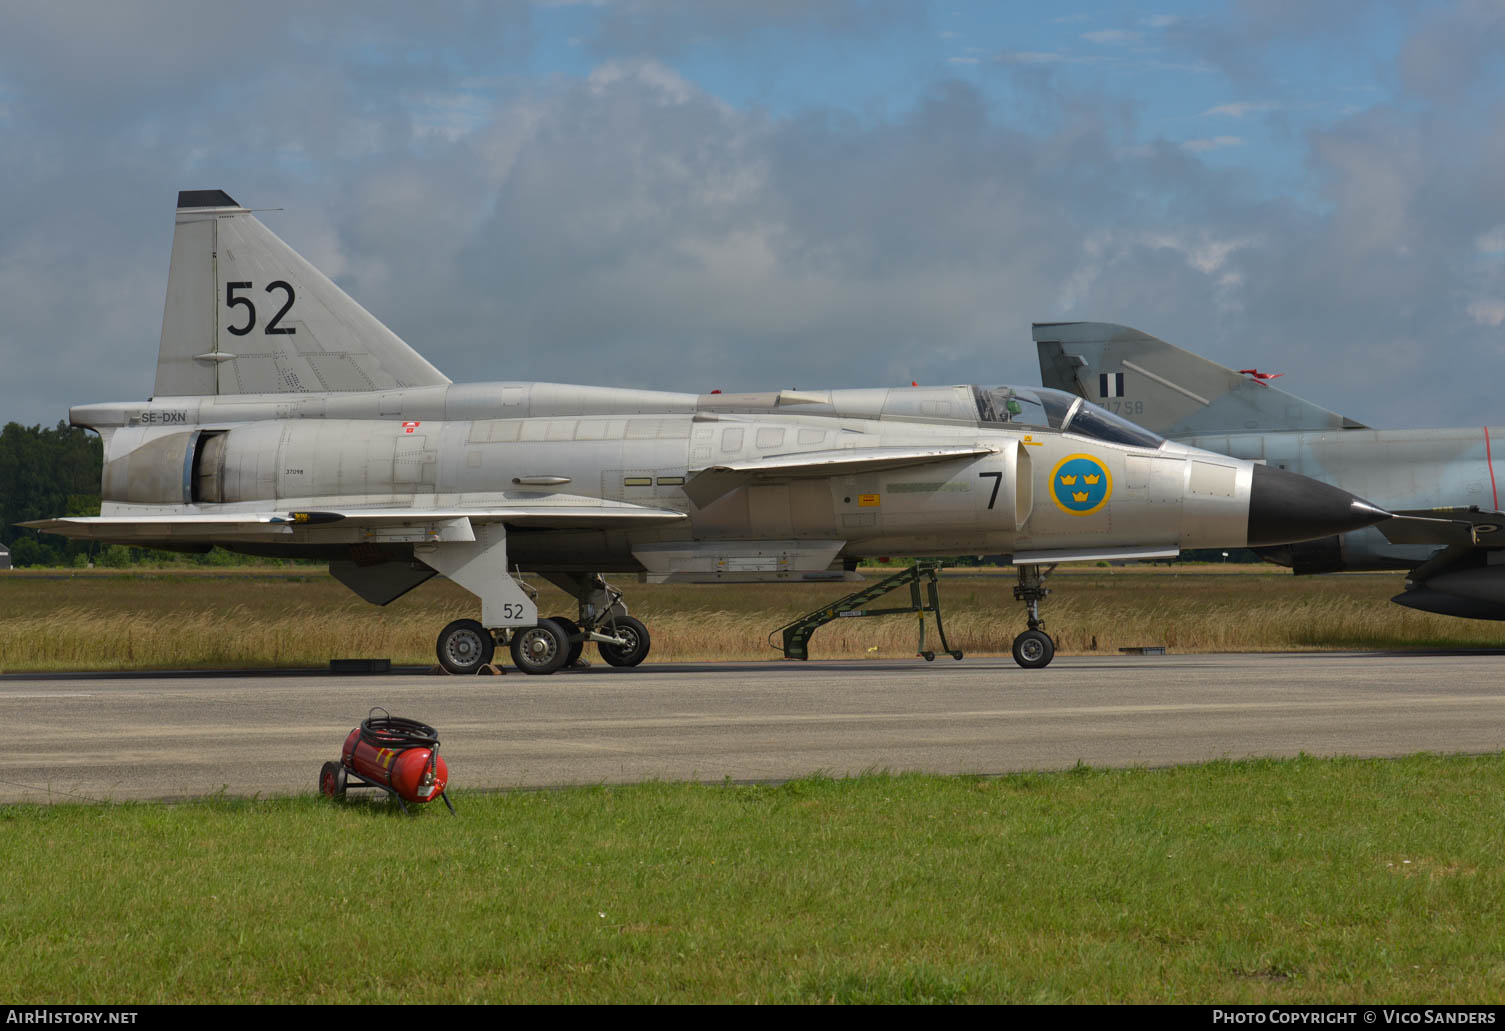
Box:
left=1, top=566, right=1502, bottom=672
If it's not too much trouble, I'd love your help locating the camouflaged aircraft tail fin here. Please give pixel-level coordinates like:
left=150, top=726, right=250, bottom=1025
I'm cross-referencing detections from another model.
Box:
left=1033, top=322, right=1366, bottom=437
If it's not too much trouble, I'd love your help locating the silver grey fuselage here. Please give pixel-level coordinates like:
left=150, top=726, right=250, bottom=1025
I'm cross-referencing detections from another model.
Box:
left=74, top=379, right=1272, bottom=580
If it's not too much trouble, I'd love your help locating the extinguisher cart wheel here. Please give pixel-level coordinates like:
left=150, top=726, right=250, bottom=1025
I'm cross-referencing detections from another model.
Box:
left=319, top=761, right=347, bottom=798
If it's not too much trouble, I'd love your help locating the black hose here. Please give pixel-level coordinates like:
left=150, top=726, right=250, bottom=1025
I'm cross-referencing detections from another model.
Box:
left=359, top=706, right=440, bottom=753
left=359, top=708, right=443, bottom=790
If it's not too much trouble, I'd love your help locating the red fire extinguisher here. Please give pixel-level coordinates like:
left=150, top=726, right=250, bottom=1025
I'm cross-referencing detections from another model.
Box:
left=320, top=709, right=455, bottom=814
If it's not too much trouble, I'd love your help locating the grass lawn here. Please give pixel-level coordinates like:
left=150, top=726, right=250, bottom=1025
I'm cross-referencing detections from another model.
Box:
left=3, top=566, right=1505, bottom=671
left=3, top=755, right=1502, bottom=1003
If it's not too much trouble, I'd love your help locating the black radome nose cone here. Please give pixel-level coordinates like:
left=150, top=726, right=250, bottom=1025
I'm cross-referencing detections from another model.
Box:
left=1246, top=464, right=1390, bottom=547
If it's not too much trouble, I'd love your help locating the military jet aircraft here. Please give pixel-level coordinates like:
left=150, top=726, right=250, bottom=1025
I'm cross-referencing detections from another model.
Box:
left=22, top=192, right=1391, bottom=670
left=1035, top=321, right=1504, bottom=620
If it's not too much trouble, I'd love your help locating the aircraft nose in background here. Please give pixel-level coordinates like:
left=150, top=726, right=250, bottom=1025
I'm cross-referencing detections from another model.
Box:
left=1246, top=463, right=1391, bottom=547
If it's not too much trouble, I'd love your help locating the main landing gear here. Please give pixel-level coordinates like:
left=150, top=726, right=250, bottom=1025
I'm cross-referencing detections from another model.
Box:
left=508, top=621, right=570, bottom=675
left=1011, top=563, right=1056, bottom=669
left=548, top=574, right=651, bottom=671
left=436, top=618, right=495, bottom=675
left=433, top=575, right=651, bottom=676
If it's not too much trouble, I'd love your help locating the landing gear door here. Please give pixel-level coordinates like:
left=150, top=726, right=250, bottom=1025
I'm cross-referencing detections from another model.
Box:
left=414, top=522, right=538, bottom=629
left=977, top=442, right=1023, bottom=538
left=1015, top=440, right=1033, bottom=529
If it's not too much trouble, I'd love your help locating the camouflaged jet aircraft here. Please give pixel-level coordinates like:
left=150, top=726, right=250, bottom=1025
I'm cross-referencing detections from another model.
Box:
left=22, top=193, right=1392, bottom=671
left=1036, top=321, right=1505, bottom=621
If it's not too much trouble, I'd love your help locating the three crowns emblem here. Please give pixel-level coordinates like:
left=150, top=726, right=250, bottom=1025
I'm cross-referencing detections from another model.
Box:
left=1050, top=453, right=1113, bottom=516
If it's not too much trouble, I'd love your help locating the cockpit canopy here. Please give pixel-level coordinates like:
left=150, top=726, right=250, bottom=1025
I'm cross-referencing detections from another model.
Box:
left=973, top=386, right=1165, bottom=449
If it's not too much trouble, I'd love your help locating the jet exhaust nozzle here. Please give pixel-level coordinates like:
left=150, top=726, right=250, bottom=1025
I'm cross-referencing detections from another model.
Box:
left=1246, top=463, right=1390, bottom=548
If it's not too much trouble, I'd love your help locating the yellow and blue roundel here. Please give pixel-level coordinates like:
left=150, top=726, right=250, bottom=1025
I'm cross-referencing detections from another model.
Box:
left=1050, top=453, right=1113, bottom=516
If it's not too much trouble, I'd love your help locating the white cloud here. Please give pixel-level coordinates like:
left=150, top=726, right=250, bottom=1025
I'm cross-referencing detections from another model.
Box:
left=1467, top=299, right=1505, bottom=327
left=1137, top=232, right=1254, bottom=275
left=587, top=59, right=696, bottom=104
left=1181, top=136, right=1245, bottom=152
left=1055, top=230, right=1254, bottom=317
left=1202, top=101, right=1278, bottom=118
left=1476, top=226, right=1505, bottom=256
left=995, top=49, right=1210, bottom=73
left=408, top=89, right=496, bottom=142
left=996, top=51, right=1102, bottom=66
left=1400, top=0, right=1505, bottom=100
left=1082, top=29, right=1144, bottom=46
left=1187, top=238, right=1254, bottom=276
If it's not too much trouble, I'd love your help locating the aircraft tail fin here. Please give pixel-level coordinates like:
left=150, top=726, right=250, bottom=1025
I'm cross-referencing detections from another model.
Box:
left=1033, top=322, right=1365, bottom=436
left=154, top=190, right=451, bottom=398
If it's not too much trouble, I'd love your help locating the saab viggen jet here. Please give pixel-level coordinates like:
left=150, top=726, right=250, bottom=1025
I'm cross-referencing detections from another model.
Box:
left=1036, top=321, right=1504, bottom=620
left=23, top=193, right=1391, bottom=671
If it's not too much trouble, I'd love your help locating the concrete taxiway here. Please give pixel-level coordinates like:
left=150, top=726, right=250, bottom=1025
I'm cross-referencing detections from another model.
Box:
left=2, top=652, right=1502, bottom=803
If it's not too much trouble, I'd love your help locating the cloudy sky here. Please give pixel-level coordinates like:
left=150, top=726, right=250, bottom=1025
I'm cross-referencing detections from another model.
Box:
left=3, top=0, right=1503, bottom=430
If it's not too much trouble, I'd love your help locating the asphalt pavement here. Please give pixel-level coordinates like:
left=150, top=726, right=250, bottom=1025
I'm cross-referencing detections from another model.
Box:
left=3, top=651, right=1502, bottom=803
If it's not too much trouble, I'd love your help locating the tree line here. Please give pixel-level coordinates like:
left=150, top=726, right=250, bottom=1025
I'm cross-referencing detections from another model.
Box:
left=0, top=421, right=102, bottom=566
left=0, top=421, right=288, bottom=568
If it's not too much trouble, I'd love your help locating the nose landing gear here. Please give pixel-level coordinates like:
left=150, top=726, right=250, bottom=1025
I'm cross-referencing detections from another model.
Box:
left=1011, top=563, right=1056, bottom=669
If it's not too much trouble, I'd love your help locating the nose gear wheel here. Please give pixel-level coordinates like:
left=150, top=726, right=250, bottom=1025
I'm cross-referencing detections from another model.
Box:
left=1011, top=563, right=1057, bottom=669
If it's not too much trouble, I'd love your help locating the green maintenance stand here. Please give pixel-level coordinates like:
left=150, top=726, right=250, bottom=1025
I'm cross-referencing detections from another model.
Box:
left=771, top=561, right=964, bottom=662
